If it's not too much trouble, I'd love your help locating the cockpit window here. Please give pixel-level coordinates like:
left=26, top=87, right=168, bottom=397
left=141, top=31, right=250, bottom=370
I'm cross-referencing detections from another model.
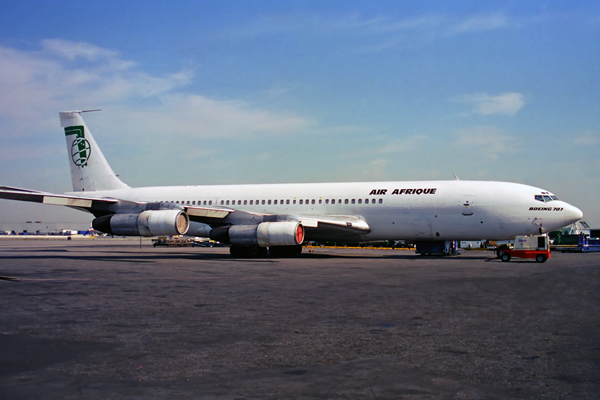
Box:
left=535, top=194, right=560, bottom=202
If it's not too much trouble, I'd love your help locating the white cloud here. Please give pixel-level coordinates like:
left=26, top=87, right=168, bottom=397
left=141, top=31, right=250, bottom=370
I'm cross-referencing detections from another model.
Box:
left=234, top=12, right=513, bottom=38
left=42, top=39, right=124, bottom=64
left=454, top=92, right=525, bottom=116
left=380, top=135, right=428, bottom=153
left=228, top=12, right=516, bottom=52
left=573, top=132, right=599, bottom=146
left=113, top=94, right=311, bottom=140
left=0, top=40, right=311, bottom=143
left=450, top=14, right=509, bottom=34
left=455, top=126, right=516, bottom=161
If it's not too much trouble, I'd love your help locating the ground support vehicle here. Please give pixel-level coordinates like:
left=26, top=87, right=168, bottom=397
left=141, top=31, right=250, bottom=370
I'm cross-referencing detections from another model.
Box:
left=152, top=236, right=194, bottom=247
left=416, top=240, right=459, bottom=256
left=498, top=234, right=551, bottom=263
left=557, top=232, right=600, bottom=253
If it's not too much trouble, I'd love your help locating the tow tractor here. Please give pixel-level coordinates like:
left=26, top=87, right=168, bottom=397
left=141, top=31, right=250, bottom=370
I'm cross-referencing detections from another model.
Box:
left=497, top=234, right=551, bottom=263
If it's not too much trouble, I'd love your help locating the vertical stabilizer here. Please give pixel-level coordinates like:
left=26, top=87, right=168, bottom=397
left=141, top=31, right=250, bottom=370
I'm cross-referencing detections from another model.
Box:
left=60, top=111, right=130, bottom=192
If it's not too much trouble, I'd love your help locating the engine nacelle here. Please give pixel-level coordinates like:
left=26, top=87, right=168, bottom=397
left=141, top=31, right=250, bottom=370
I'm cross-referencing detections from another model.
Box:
left=93, top=210, right=189, bottom=237
left=211, top=221, right=304, bottom=247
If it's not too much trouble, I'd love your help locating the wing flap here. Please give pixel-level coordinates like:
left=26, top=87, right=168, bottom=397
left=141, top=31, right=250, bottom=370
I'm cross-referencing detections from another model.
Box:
left=185, top=206, right=234, bottom=219
left=43, top=196, right=93, bottom=207
left=298, top=215, right=370, bottom=232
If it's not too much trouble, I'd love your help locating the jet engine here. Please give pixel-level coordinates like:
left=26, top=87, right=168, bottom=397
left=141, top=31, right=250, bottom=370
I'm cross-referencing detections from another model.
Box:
left=210, top=221, right=304, bottom=247
left=92, top=210, right=189, bottom=237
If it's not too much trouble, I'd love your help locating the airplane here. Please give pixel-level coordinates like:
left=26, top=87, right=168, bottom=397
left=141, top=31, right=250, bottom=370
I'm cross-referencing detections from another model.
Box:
left=0, top=110, right=583, bottom=257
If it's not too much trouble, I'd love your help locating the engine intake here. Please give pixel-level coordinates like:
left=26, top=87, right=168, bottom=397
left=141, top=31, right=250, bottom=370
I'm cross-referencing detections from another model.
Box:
left=210, top=221, right=304, bottom=247
left=93, top=210, right=189, bottom=237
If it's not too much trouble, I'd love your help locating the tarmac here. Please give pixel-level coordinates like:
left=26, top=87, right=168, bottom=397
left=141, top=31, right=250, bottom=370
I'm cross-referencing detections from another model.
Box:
left=0, top=239, right=599, bottom=399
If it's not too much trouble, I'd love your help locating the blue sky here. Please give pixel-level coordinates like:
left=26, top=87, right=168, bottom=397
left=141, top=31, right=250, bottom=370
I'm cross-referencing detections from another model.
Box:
left=0, top=0, right=599, bottom=229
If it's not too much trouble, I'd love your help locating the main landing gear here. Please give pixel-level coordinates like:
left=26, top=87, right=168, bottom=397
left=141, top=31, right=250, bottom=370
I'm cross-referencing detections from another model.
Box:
left=229, top=245, right=302, bottom=258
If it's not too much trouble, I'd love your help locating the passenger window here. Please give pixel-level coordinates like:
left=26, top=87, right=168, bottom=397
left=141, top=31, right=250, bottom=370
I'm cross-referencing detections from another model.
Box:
left=311, top=199, right=315, bottom=204
left=203, top=200, right=207, bottom=205
left=268, top=200, right=272, bottom=205
left=274, top=200, right=277, bottom=205
left=331, top=199, right=335, bottom=204
left=262, top=200, right=265, bottom=205
left=319, top=199, right=322, bottom=204
left=286, top=199, right=290, bottom=205
left=306, top=199, right=309, bottom=204
left=325, top=199, right=329, bottom=204
left=379, top=199, right=383, bottom=204
left=351, top=199, right=355, bottom=204
left=244, top=200, right=247, bottom=205
left=299, top=199, right=303, bottom=205
left=226, top=200, right=230, bottom=205
left=209, top=200, right=212, bottom=205
left=293, top=200, right=296, bottom=204
left=220, top=200, right=224, bottom=205
left=345, top=199, right=349, bottom=204
left=358, top=199, right=362, bottom=204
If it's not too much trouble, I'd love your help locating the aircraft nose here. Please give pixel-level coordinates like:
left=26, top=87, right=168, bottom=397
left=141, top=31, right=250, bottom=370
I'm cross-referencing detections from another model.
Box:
left=564, top=204, right=584, bottom=225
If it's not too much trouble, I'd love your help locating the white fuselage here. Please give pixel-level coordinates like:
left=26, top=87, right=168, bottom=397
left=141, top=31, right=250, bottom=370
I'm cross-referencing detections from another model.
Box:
left=72, top=180, right=583, bottom=242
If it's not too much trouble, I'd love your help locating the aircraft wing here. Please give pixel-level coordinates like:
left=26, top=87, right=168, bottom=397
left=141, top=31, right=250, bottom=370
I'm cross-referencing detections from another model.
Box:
left=294, top=214, right=371, bottom=241
left=184, top=205, right=371, bottom=241
left=0, top=186, right=118, bottom=208
left=0, top=186, right=371, bottom=240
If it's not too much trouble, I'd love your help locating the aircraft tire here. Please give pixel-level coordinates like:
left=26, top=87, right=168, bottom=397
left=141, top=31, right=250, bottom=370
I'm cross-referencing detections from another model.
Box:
left=501, top=253, right=511, bottom=262
left=230, top=245, right=248, bottom=258
left=247, top=245, right=267, bottom=258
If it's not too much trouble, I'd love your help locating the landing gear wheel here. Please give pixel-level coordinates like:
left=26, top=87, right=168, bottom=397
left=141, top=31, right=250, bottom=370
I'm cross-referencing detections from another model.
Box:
left=230, top=245, right=248, bottom=258
left=535, top=254, right=547, bottom=263
left=247, top=246, right=267, bottom=258
left=501, top=253, right=511, bottom=262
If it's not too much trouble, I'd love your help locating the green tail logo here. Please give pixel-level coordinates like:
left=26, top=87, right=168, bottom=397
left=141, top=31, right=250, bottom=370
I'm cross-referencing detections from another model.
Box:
left=65, top=125, right=91, bottom=167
